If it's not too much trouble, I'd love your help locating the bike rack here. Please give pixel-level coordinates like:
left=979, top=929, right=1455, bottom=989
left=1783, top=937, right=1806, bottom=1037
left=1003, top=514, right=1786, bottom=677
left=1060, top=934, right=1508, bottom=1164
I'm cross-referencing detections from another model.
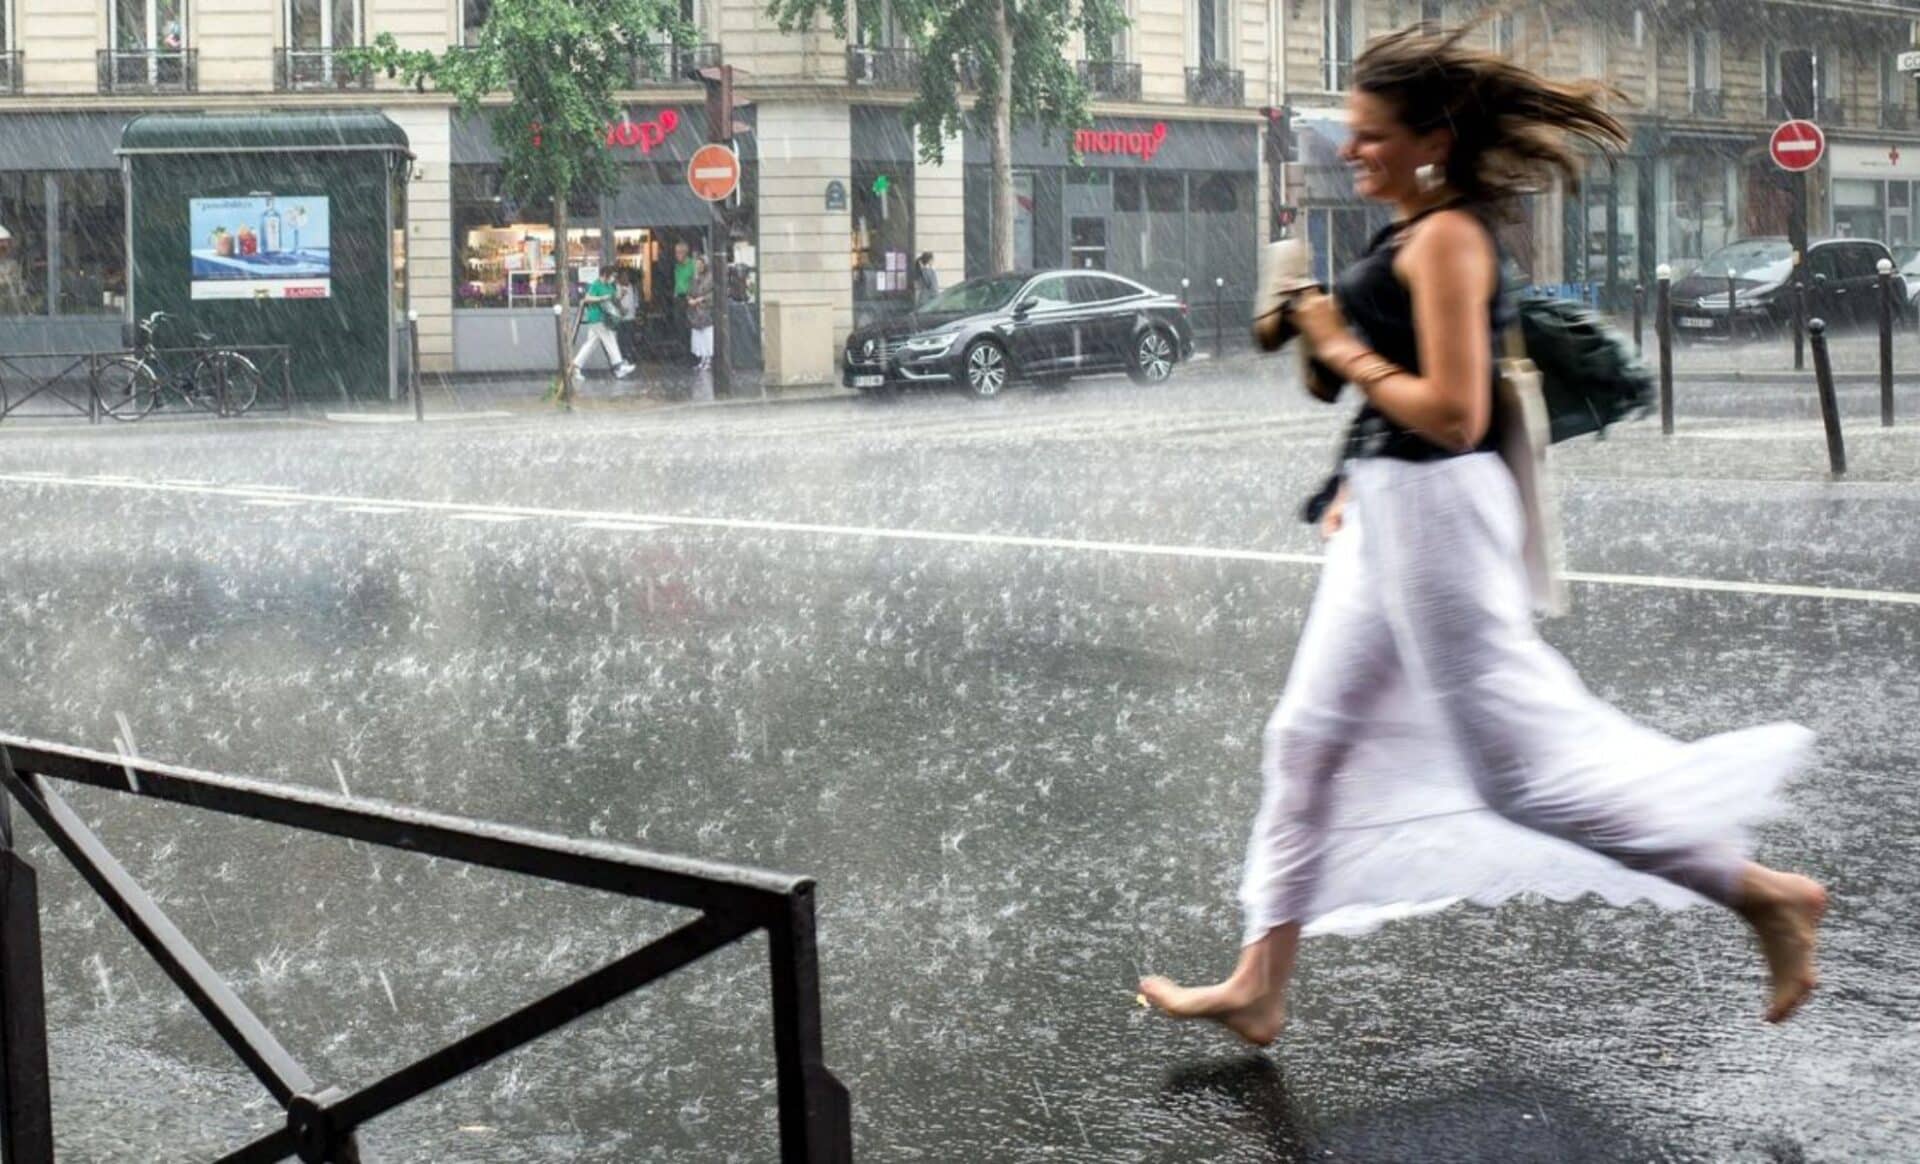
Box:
left=0, top=354, right=106, bottom=425
left=0, top=735, right=852, bottom=1163
left=0, top=345, right=294, bottom=424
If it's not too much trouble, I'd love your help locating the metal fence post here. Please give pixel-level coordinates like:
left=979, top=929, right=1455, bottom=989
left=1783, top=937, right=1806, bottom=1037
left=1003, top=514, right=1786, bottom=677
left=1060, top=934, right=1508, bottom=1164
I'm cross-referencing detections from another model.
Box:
left=1878, top=258, right=1896, bottom=427
left=408, top=310, right=424, bottom=424
left=0, top=791, right=56, bottom=1164
left=767, top=885, right=852, bottom=1164
left=1724, top=268, right=1737, bottom=341
left=1656, top=264, right=1673, bottom=436
left=1632, top=283, right=1643, bottom=355
left=1213, top=276, right=1225, bottom=361
left=1809, top=318, right=1846, bottom=477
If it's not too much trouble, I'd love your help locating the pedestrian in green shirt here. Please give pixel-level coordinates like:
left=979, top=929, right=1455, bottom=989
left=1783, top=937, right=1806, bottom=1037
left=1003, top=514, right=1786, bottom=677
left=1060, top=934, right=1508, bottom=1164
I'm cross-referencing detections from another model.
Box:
left=571, top=270, right=635, bottom=379
left=672, top=241, right=696, bottom=363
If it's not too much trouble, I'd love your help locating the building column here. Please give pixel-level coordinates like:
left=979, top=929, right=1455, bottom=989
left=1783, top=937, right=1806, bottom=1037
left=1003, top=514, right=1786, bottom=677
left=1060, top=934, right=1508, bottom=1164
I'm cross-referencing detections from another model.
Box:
left=758, top=101, right=852, bottom=383
left=383, top=106, right=454, bottom=373
left=914, top=128, right=964, bottom=291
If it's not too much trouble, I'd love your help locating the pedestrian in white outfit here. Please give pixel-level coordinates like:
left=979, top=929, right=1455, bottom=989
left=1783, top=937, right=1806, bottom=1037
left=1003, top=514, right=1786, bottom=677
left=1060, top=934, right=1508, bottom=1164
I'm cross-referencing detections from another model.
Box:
left=1140, top=26, right=1828, bottom=1046
left=571, top=270, right=635, bottom=380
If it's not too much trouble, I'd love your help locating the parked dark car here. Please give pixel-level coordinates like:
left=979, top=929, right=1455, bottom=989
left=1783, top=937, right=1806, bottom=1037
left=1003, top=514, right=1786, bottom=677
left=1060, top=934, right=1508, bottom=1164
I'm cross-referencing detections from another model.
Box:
left=1670, top=237, right=1904, bottom=339
left=841, top=269, right=1195, bottom=398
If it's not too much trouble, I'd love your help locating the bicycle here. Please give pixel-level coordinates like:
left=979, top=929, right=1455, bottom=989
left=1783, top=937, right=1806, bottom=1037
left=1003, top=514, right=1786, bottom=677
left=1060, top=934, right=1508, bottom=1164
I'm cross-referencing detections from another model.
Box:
left=99, top=312, right=266, bottom=421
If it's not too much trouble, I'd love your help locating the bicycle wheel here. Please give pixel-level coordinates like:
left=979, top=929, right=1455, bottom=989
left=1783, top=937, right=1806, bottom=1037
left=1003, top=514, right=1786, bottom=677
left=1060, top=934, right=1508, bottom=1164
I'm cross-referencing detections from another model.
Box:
left=194, top=351, right=264, bottom=416
left=98, top=358, right=162, bottom=420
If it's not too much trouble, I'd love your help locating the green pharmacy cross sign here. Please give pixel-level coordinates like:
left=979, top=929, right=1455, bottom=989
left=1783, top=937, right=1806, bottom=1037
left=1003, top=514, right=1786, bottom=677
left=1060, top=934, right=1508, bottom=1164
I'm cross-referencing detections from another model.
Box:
left=871, top=174, right=891, bottom=197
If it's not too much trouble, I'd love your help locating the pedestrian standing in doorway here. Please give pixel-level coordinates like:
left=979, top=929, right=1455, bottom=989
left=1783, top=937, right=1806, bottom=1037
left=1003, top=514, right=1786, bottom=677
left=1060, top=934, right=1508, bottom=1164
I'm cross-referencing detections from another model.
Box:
left=614, top=267, right=642, bottom=368
left=571, top=268, right=635, bottom=381
left=1138, top=24, right=1828, bottom=1045
left=915, top=251, right=940, bottom=303
left=687, top=253, right=716, bottom=373
left=672, top=241, right=696, bottom=363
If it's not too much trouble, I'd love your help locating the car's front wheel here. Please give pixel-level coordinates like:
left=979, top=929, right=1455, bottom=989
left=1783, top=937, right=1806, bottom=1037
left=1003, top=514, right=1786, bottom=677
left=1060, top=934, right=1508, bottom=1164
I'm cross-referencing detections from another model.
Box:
left=962, top=339, right=1009, bottom=399
left=1127, top=328, right=1175, bottom=385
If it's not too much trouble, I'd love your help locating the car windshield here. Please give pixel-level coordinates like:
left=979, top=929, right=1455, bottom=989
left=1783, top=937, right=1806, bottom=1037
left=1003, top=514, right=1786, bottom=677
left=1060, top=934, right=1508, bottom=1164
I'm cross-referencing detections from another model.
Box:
left=917, top=275, right=1027, bottom=315
left=1896, top=244, right=1920, bottom=270
left=1699, top=240, right=1796, bottom=283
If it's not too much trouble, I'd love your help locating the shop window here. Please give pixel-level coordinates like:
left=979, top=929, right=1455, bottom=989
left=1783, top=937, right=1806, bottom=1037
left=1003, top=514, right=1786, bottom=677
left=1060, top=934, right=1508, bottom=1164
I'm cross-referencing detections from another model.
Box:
left=852, top=163, right=914, bottom=310
left=58, top=172, right=125, bottom=316
left=1113, top=172, right=1142, bottom=213
left=1070, top=218, right=1108, bottom=269
left=452, top=165, right=602, bottom=309
left=0, top=172, right=48, bottom=316
left=1832, top=179, right=1885, bottom=241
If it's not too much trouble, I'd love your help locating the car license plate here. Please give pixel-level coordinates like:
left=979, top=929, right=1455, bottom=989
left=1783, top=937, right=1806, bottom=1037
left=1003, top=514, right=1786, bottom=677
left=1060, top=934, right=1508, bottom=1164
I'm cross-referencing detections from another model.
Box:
left=1678, top=316, right=1716, bottom=329
left=852, top=374, right=884, bottom=388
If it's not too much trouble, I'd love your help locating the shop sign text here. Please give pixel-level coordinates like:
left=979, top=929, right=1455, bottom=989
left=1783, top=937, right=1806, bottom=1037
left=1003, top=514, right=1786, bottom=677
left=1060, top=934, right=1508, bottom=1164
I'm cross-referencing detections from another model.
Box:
left=605, top=110, right=683, bottom=154
left=1074, top=122, right=1169, bottom=163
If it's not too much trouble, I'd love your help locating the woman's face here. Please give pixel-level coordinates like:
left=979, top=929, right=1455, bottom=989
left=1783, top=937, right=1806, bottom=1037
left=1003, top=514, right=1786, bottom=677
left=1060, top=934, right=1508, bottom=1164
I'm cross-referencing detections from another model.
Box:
left=1339, top=89, right=1448, bottom=204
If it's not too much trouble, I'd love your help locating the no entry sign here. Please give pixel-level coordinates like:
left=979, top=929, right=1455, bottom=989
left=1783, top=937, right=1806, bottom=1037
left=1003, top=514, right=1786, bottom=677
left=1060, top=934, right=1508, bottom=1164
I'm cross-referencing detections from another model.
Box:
left=1770, top=120, right=1826, bottom=173
left=687, top=143, right=741, bottom=202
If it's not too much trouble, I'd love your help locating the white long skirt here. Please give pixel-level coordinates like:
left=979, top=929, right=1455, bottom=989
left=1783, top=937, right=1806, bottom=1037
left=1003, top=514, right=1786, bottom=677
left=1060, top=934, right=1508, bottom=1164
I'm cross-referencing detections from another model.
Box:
left=1238, top=452, right=1812, bottom=943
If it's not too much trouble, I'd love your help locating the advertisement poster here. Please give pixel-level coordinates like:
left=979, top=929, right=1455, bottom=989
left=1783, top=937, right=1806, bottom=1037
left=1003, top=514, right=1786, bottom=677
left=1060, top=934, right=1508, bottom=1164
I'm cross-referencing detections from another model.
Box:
left=189, top=195, right=331, bottom=300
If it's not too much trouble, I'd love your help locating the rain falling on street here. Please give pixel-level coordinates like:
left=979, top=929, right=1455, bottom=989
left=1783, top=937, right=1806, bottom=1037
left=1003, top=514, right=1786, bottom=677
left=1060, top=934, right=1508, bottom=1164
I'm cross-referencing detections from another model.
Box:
left=2, top=364, right=1917, bottom=1161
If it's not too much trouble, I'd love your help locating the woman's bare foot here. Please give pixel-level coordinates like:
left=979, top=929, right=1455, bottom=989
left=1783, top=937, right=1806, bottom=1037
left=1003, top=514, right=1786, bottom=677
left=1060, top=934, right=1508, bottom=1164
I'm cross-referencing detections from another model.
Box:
left=1735, top=867, right=1828, bottom=1023
left=1137, top=975, right=1288, bottom=1046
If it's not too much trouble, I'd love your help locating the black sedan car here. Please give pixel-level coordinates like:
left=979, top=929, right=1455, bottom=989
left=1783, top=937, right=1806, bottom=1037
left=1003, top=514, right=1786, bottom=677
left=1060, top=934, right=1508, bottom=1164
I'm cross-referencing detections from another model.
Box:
left=842, top=269, right=1195, bottom=398
left=1670, top=237, right=1905, bottom=340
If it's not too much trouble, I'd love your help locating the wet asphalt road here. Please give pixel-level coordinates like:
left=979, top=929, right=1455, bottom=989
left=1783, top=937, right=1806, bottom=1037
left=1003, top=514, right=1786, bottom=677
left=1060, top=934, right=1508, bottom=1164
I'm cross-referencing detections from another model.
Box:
left=1, top=365, right=1917, bottom=1162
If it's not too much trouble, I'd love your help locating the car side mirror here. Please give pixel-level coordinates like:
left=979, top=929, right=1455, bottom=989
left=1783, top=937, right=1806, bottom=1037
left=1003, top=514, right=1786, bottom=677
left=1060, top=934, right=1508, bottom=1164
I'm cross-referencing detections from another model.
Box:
left=1013, top=297, right=1039, bottom=316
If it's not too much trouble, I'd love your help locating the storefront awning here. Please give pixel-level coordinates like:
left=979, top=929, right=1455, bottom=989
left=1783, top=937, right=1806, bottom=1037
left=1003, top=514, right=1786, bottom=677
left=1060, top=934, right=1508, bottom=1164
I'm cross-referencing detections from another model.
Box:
left=118, top=111, right=412, bottom=156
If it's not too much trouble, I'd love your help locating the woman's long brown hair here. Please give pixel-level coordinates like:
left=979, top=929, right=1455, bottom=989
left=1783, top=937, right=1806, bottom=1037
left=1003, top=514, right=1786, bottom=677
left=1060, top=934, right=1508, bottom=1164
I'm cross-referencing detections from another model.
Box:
left=1354, top=23, right=1629, bottom=204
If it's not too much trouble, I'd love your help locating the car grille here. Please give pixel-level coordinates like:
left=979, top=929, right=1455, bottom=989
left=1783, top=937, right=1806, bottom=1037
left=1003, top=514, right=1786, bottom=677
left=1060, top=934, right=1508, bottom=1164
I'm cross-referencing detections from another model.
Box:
left=849, top=336, right=902, bottom=366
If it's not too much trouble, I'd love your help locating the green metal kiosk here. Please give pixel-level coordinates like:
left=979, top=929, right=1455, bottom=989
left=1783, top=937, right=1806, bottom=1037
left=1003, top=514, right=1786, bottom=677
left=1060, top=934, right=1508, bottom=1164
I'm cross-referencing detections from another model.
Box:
left=119, top=111, right=412, bottom=403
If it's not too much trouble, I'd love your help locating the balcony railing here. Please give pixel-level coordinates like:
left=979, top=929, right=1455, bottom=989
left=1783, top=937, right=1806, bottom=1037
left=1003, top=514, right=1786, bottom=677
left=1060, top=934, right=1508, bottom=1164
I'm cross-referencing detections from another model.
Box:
left=1689, top=88, right=1725, bottom=117
left=98, top=48, right=196, bottom=94
left=274, top=47, right=372, bottom=92
left=847, top=44, right=920, bottom=88
left=628, top=41, right=722, bottom=85
left=1187, top=62, right=1244, bottom=107
left=1078, top=58, right=1142, bottom=102
left=0, top=51, right=20, bottom=95
left=1765, top=93, right=1850, bottom=125
left=1881, top=103, right=1910, bottom=130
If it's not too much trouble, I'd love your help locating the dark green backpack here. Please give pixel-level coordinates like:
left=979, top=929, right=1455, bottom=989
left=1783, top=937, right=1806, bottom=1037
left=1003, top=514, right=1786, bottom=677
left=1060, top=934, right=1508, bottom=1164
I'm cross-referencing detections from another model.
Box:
left=1514, top=294, right=1656, bottom=443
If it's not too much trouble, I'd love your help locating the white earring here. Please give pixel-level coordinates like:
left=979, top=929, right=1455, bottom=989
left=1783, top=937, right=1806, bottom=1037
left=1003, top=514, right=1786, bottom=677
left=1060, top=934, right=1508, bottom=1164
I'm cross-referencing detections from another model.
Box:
left=1416, top=163, right=1445, bottom=193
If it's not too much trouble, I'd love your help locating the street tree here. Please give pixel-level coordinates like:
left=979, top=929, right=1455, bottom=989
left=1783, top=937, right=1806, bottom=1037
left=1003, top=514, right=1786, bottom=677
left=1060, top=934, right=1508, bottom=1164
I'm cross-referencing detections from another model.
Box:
left=766, top=0, right=1127, bottom=273
left=347, top=0, right=689, bottom=403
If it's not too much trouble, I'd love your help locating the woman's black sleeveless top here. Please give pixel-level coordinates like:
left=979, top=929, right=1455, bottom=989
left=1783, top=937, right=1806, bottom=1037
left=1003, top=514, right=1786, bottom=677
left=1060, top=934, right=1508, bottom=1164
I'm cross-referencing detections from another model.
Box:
left=1334, top=205, right=1515, bottom=462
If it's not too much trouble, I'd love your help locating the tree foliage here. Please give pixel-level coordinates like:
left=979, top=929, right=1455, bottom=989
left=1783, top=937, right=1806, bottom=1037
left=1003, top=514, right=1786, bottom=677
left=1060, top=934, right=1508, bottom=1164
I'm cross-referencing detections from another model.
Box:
left=766, top=0, right=1128, bottom=165
left=346, top=0, right=690, bottom=222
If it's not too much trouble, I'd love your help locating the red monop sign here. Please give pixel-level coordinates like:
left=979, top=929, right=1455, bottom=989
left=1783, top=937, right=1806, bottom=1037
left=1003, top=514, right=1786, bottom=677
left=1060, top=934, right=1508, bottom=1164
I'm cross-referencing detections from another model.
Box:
left=1074, top=122, right=1169, bottom=163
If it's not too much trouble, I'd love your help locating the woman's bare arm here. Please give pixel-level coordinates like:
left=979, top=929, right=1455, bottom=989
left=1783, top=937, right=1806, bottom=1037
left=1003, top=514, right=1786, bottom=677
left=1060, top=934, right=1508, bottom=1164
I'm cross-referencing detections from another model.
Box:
left=1297, top=210, right=1500, bottom=451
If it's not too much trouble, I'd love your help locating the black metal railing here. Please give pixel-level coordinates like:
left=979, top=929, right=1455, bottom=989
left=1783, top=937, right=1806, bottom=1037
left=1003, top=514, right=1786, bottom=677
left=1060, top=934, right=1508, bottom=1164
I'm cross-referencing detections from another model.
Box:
left=0, top=735, right=852, bottom=1163
left=0, top=51, right=21, bottom=95
left=1689, top=88, right=1725, bottom=117
left=1187, top=62, right=1244, bottom=106
left=847, top=44, right=919, bottom=88
left=1077, top=58, right=1141, bottom=101
left=274, top=47, right=373, bottom=91
left=628, top=41, right=722, bottom=85
left=97, top=48, right=196, bottom=94
left=1881, top=102, right=1910, bottom=130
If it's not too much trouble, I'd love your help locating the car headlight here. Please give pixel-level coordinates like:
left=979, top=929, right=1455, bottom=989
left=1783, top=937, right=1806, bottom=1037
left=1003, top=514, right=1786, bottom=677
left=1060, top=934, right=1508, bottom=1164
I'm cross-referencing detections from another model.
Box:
left=902, top=333, right=956, bottom=355
left=1733, top=283, right=1780, bottom=306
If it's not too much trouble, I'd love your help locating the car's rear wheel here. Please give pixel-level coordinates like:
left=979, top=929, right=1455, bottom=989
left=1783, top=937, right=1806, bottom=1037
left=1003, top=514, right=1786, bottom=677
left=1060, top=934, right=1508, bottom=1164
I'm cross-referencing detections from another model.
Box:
left=1127, top=328, right=1175, bottom=385
left=963, top=339, right=1008, bottom=399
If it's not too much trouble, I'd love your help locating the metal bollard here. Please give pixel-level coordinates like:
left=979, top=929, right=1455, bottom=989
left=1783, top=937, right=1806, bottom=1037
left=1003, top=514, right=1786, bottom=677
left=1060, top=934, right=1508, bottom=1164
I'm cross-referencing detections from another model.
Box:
left=1632, top=283, right=1643, bottom=355
left=1878, top=258, right=1896, bottom=427
left=1808, top=318, right=1846, bottom=477
left=1656, top=264, right=1673, bottom=436
left=1214, top=276, right=1225, bottom=360
left=408, top=309, right=424, bottom=423
left=1791, top=279, right=1806, bottom=371
left=1726, top=268, right=1738, bottom=342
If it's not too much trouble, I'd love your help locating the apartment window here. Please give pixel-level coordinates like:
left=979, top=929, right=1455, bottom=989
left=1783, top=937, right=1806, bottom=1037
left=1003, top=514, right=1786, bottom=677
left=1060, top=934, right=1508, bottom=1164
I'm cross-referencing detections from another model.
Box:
left=1492, top=13, right=1516, bottom=54
left=460, top=0, right=489, bottom=45
left=1112, top=0, right=1131, bottom=60
left=1688, top=30, right=1722, bottom=94
left=114, top=0, right=187, bottom=50
left=287, top=0, right=357, bottom=50
left=1581, top=23, right=1607, bottom=77
left=1323, top=0, right=1354, bottom=89
left=1420, top=0, right=1443, bottom=28
left=1883, top=51, right=1903, bottom=105
left=1764, top=41, right=1779, bottom=105
left=864, top=0, right=905, bottom=48
left=1199, top=0, right=1230, bottom=67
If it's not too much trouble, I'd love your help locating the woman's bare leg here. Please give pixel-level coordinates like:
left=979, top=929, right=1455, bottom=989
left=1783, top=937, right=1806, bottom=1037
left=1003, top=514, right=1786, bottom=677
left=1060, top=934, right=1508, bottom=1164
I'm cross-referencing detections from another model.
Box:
left=1137, top=925, right=1299, bottom=1047
left=1733, top=862, right=1828, bottom=1023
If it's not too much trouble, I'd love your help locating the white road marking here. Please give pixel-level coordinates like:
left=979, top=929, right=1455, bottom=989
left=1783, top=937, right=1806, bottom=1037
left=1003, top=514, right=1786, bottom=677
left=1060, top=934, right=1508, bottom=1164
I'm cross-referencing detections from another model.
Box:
left=241, top=499, right=302, bottom=508
left=236, top=483, right=301, bottom=492
left=573, top=520, right=665, bottom=532
left=338, top=505, right=409, bottom=515
left=2, top=472, right=1917, bottom=607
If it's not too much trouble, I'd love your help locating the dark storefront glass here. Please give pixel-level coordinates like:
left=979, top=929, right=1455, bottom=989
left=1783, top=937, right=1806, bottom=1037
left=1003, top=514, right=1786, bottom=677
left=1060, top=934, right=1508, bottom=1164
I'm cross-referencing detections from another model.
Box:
left=852, top=162, right=914, bottom=324
left=0, top=170, right=125, bottom=318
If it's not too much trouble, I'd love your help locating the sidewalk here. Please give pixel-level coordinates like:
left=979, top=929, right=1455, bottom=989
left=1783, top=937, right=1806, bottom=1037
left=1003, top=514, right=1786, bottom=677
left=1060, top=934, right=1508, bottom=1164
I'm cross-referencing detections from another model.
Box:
left=335, top=362, right=856, bottom=423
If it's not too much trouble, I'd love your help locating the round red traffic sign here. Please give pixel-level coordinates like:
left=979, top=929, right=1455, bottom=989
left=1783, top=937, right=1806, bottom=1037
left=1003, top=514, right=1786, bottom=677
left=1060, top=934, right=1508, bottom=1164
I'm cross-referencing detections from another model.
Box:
left=1769, top=120, right=1826, bottom=173
left=687, top=144, right=740, bottom=201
